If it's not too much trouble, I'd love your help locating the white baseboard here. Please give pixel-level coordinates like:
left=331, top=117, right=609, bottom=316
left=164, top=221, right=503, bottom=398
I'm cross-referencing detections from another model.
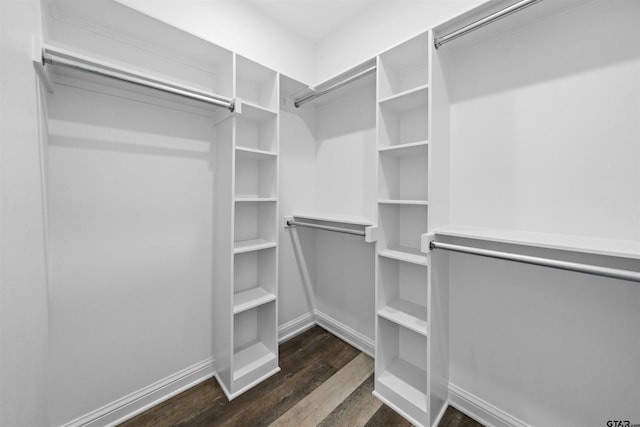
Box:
left=278, top=312, right=315, bottom=343
left=63, top=312, right=372, bottom=427
left=62, top=357, right=215, bottom=427
left=313, top=310, right=375, bottom=357
left=448, top=383, right=530, bottom=427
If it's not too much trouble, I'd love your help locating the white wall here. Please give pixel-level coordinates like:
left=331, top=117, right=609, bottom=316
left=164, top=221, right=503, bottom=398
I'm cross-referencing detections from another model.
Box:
left=314, top=0, right=486, bottom=83
left=116, top=0, right=315, bottom=84
left=0, top=1, right=49, bottom=426
left=278, top=93, right=318, bottom=327
left=446, top=0, right=640, bottom=241
left=279, top=78, right=377, bottom=343
left=314, top=81, right=377, bottom=222
left=45, top=80, right=216, bottom=425
left=449, top=240, right=640, bottom=426
left=444, top=1, right=640, bottom=425
left=311, top=81, right=377, bottom=342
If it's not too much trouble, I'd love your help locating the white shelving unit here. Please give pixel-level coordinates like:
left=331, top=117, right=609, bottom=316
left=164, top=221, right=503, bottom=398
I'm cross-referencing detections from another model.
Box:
left=214, top=54, right=280, bottom=400
left=374, top=31, right=449, bottom=427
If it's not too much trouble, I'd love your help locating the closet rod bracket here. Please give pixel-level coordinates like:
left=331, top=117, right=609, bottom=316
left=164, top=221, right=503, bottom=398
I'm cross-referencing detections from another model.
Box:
left=32, top=38, right=54, bottom=93
left=422, top=233, right=436, bottom=254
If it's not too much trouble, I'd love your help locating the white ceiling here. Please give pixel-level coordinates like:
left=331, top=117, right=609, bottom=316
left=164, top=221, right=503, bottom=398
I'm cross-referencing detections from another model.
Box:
left=245, top=0, right=379, bottom=42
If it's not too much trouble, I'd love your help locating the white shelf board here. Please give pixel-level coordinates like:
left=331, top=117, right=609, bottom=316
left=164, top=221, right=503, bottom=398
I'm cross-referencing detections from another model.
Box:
left=234, top=197, right=277, bottom=203
left=235, top=146, right=277, bottom=160
left=378, top=358, right=427, bottom=412
left=378, top=86, right=428, bottom=113
left=434, top=225, right=640, bottom=260
left=378, top=299, right=428, bottom=336
left=378, top=199, right=428, bottom=206
left=378, top=141, right=428, bottom=157
left=379, top=84, right=429, bottom=105
left=378, top=246, right=428, bottom=266
left=233, top=341, right=276, bottom=381
left=292, top=213, right=374, bottom=227
left=234, top=239, right=277, bottom=254
left=234, top=287, right=276, bottom=314
left=238, top=100, right=277, bottom=122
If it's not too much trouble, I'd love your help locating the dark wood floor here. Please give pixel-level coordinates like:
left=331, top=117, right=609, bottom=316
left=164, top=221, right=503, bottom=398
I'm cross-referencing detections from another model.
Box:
left=120, top=326, right=483, bottom=426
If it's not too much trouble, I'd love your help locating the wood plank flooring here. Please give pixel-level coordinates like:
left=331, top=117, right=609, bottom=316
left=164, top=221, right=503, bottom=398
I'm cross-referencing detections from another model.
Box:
left=119, top=326, right=483, bottom=427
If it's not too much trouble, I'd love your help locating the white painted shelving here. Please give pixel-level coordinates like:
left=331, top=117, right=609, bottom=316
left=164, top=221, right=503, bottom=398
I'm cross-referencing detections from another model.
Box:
left=214, top=54, right=280, bottom=400
left=374, top=30, right=449, bottom=427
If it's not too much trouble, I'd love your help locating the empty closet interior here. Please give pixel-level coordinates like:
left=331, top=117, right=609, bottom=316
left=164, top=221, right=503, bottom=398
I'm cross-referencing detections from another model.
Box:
left=13, top=0, right=639, bottom=425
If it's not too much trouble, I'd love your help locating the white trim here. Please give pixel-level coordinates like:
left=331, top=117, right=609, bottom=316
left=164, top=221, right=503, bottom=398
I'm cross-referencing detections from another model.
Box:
left=448, top=383, right=530, bottom=427
left=313, top=310, right=375, bottom=357
left=278, top=312, right=315, bottom=343
left=61, top=357, right=215, bottom=427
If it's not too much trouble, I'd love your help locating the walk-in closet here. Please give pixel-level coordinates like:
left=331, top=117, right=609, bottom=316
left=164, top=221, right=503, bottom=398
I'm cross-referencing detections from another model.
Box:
left=1, top=0, right=639, bottom=426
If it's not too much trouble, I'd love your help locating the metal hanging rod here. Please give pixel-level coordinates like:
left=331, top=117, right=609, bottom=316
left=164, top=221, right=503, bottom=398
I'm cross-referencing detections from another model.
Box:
left=294, top=65, right=377, bottom=108
left=286, top=219, right=366, bottom=237
left=42, top=47, right=235, bottom=111
left=430, top=241, right=640, bottom=283
left=434, top=0, right=543, bottom=49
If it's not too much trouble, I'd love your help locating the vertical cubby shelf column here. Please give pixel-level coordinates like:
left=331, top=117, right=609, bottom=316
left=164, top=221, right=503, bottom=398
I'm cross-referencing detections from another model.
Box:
left=374, top=31, right=439, bottom=427
left=214, top=53, right=280, bottom=400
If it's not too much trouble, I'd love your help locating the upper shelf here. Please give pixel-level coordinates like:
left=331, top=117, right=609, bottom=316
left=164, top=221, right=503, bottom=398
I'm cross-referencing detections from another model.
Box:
left=44, top=0, right=234, bottom=98
left=291, top=213, right=374, bottom=227
left=433, top=225, right=640, bottom=260
left=286, top=213, right=378, bottom=243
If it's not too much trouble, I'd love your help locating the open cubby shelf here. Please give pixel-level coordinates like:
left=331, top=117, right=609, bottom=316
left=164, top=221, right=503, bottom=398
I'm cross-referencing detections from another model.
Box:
left=379, top=84, right=429, bottom=107
left=233, top=239, right=277, bottom=254
left=235, top=150, right=277, bottom=199
left=378, top=256, right=428, bottom=336
left=233, top=301, right=278, bottom=387
left=234, top=247, right=276, bottom=314
left=234, top=200, right=277, bottom=244
left=378, top=100, right=429, bottom=148
left=377, top=359, right=428, bottom=412
left=378, top=204, right=428, bottom=253
left=378, top=133, right=428, bottom=204
left=236, top=55, right=278, bottom=111
left=378, top=301, right=428, bottom=336
left=378, top=140, right=428, bottom=155
left=378, top=246, right=428, bottom=266
left=379, top=86, right=428, bottom=113
left=378, top=33, right=429, bottom=100
left=234, top=287, right=276, bottom=314
left=376, top=317, right=428, bottom=417
left=235, top=106, right=277, bottom=152
left=233, top=341, right=277, bottom=381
